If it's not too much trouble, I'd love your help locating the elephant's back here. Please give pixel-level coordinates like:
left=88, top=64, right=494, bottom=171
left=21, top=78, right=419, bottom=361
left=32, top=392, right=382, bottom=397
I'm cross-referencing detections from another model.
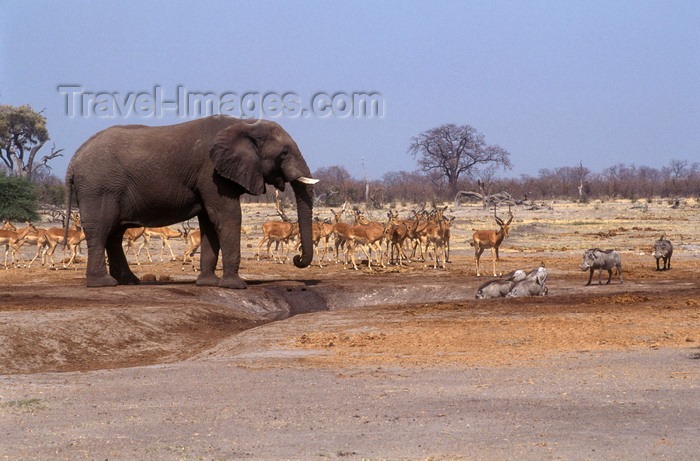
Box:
left=68, top=117, right=239, bottom=197
left=71, top=124, right=156, bottom=163
left=71, top=116, right=238, bottom=164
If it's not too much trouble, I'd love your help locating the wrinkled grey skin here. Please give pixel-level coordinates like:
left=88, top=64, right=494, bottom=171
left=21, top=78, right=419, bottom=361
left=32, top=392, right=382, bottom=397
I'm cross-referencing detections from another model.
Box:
left=580, top=249, right=622, bottom=286
left=506, top=266, right=548, bottom=297
left=653, top=237, right=673, bottom=271
left=475, top=269, right=526, bottom=299
left=66, top=116, right=315, bottom=289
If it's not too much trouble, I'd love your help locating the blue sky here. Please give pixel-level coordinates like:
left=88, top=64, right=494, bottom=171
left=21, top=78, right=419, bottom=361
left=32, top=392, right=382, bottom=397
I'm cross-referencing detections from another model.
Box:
left=1, top=1, right=698, bottom=181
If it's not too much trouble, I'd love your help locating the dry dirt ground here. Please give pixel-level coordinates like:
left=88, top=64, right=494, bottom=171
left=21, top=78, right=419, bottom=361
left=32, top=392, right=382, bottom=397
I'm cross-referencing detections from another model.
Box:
left=1, top=200, right=699, bottom=460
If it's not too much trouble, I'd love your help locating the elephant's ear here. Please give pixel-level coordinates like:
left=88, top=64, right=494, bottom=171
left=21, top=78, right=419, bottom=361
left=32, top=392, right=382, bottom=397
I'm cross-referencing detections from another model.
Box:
left=209, top=124, right=266, bottom=195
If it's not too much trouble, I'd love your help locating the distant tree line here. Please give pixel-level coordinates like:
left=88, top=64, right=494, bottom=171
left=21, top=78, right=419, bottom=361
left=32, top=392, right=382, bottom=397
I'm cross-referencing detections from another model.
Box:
left=500, top=160, right=700, bottom=202
left=6, top=159, right=695, bottom=221
left=301, top=124, right=699, bottom=207
left=300, top=159, right=700, bottom=208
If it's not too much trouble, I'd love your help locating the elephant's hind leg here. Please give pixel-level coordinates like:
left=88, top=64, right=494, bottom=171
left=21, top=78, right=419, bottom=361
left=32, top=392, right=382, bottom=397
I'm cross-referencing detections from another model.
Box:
left=106, top=231, right=139, bottom=285
left=82, top=221, right=118, bottom=287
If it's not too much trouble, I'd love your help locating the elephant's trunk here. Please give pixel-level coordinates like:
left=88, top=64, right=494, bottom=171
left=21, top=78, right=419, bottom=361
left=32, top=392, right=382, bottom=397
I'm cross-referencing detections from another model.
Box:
left=291, top=180, right=314, bottom=268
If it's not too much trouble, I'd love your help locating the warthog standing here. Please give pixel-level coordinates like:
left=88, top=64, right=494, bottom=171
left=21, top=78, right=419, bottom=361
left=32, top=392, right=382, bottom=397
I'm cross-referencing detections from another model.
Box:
left=475, top=269, right=526, bottom=299
left=506, top=266, right=548, bottom=297
left=653, top=236, right=673, bottom=271
left=580, top=249, right=622, bottom=285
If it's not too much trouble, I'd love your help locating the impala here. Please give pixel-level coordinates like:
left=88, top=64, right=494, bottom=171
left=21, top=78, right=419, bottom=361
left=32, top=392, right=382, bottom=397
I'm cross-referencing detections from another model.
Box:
left=1, top=221, right=18, bottom=260
left=402, top=208, right=443, bottom=263
left=1, top=222, right=39, bottom=268
left=313, top=217, right=335, bottom=264
left=1, top=221, right=17, bottom=231
left=331, top=209, right=352, bottom=264
left=435, top=206, right=452, bottom=263
left=407, top=210, right=432, bottom=261
left=353, top=211, right=388, bottom=265
left=182, top=229, right=202, bottom=269
left=257, top=221, right=299, bottom=263
left=141, top=227, right=183, bottom=262
left=36, top=219, right=87, bottom=269
left=383, top=211, right=413, bottom=266
left=472, top=210, right=513, bottom=276
left=25, top=214, right=84, bottom=268
left=28, top=227, right=74, bottom=268
left=59, top=226, right=87, bottom=268
left=26, top=228, right=62, bottom=268
left=22, top=228, right=51, bottom=267
left=304, top=219, right=334, bottom=267
left=123, top=227, right=147, bottom=264
left=423, top=214, right=452, bottom=269
left=343, top=212, right=388, bottom=270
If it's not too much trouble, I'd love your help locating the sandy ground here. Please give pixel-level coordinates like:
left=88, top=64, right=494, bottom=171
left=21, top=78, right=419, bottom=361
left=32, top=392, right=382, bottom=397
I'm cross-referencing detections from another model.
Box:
left=0, top=200, right=698, bottom=460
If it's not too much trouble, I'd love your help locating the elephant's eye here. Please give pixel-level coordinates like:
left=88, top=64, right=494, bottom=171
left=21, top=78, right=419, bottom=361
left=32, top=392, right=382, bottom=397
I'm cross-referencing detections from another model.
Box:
left=280, top=149, right=289, bottom=158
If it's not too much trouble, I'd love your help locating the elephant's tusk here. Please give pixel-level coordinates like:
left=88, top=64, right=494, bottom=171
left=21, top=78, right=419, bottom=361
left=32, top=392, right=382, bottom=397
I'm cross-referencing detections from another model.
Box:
left=297, top=176, right=319, bottom=185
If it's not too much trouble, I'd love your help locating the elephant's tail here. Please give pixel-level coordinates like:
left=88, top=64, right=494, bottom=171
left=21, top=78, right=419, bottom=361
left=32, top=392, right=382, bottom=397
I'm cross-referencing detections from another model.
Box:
left=63, top=167, right=74, bottom=245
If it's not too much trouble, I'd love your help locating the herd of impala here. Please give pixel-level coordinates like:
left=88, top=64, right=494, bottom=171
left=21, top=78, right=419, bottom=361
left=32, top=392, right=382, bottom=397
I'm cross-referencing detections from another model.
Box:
left=1, top=215, right=85, bottom=269
left=0, top=215, right=207, bottom=271
left=255, top=205, right=512, bottom=274
left=2, top=205, right=514, bottom=276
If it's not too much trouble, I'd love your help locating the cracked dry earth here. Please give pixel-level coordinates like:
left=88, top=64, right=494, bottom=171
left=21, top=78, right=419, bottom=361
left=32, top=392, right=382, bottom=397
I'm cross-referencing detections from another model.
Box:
left=1, top=204, right=699, bottom=460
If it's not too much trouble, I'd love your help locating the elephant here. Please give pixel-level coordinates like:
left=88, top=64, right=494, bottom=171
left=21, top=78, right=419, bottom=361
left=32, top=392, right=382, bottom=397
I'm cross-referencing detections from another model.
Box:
left=65, top=115, right=318, bottom=289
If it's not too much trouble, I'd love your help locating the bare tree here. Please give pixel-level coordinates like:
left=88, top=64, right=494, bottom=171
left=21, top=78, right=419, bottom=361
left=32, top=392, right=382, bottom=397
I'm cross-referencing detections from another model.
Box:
left=576, top=161, right=590, bottom=201
left=0, top=105, right=63, bottom=180
left=408, top=123, right=512, bottom=198
left=361, top=156, right=369, bottom=203
left=667, top=159, right=689, bottom=180
left=273, top=190, right=290, bottom=222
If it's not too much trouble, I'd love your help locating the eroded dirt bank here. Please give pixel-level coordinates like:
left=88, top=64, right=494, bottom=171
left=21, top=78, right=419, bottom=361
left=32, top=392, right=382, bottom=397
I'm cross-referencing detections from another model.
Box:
left=1, top=246, right=699, bottom=459
left=1, top=253, right=698, bottom=375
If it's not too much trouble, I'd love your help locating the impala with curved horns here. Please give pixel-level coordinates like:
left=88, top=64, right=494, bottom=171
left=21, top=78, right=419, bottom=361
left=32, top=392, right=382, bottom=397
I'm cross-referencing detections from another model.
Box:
left=472, top=208, right=513, bottom=277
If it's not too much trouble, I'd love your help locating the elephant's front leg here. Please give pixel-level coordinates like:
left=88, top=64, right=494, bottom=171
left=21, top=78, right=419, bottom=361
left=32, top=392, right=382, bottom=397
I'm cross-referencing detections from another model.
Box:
left=217, top=200, right=247, bottom=289
left=195, top=215, right=221, bottom=287
left=196, top=204, right=247, bottom=290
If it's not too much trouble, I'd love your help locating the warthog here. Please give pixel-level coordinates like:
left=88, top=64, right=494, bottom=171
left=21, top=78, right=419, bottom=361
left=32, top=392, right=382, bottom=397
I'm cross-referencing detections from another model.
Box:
left=580, top=249, right=622, bottom=285
left=653, top=236, right=673, bottom=271
left=506, top=266, right=548, bottom=297
left=475, top=269, right=526, bottom=299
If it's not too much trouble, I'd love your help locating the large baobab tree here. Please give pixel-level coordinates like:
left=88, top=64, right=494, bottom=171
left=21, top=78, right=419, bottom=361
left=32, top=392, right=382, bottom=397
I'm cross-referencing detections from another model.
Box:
left=408, top=123, right=512, bottom=197
left=0, top=105, right=63, bottom=181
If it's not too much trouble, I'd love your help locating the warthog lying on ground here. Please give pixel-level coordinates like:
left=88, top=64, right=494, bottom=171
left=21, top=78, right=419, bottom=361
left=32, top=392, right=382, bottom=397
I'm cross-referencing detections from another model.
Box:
left=653, top=236, right=673, bottom=271
left=580, top=249, right=622, bottom=285
left=475, top=269, right=526, bottom=299
left=506, top=266, right=548, bottom=297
